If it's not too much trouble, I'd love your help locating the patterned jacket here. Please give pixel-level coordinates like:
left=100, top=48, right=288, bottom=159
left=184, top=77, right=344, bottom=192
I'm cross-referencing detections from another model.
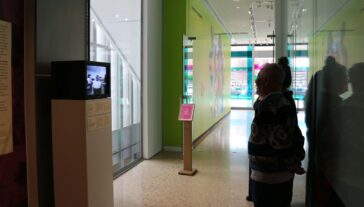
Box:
left=249, top=92, right=305, bottom=183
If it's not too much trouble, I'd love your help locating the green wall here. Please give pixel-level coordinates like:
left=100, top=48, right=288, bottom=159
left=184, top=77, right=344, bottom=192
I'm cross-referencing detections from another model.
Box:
left=163, top=0, right=187, bottom=148
left=163, top=0, right=231, bottom=148
left=187, top=0, right=231, bottom=140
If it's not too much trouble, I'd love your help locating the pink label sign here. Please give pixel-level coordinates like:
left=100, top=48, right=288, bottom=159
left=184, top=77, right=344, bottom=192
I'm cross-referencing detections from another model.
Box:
left=178, top=104, right=195, bottom=121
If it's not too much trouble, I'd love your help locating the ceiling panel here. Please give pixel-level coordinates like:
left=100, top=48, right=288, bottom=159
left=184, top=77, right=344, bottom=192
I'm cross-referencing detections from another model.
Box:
left=91, top=0, right=142, bottom=77
left=207, top=0, right=275, bottom=44
left=288, top=0, right=350, bottom=43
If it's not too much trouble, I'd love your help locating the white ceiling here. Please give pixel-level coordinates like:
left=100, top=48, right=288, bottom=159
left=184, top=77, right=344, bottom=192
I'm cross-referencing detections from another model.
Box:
left=90, top=0, right=351, bottom=50
left=288, top=0, right=351, bottom=43
left=206, top=0, right=351, bottom=44
left=207, top=0, right=275, bottom=44
left=91, top=0, right=142, bottom=78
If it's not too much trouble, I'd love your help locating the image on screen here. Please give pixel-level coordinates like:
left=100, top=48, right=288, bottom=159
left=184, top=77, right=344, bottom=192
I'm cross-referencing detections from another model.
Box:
left=87, top=65, right=107, bottom=96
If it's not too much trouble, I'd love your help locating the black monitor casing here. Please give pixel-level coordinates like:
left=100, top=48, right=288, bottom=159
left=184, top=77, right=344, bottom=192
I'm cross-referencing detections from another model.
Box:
left=51, top=61, right=111, bottom=100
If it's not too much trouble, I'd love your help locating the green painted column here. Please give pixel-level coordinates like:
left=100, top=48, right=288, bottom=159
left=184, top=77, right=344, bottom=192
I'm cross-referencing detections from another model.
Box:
left=163, top=0, right=187, bottom=149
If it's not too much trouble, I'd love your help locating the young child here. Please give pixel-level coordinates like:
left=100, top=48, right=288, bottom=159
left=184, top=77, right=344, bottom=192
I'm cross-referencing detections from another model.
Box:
left=249, top=64, right=305, bottom=207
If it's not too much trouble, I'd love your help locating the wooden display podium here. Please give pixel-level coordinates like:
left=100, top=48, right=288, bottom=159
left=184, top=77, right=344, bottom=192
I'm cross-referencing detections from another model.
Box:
left=52, top=98, right=113, bottom=207
left=178, top=104, right=197, bottom=176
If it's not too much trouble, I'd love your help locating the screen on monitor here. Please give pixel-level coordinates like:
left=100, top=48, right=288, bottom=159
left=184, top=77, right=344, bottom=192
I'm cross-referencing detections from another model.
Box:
left=87, top=65, right=107, bottom=96
left=52, top=61, right=110, bottom=99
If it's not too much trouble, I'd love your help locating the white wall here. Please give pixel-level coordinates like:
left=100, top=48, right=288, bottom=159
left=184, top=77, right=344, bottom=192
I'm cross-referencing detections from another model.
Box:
left=142, top=0, right=163, bottom=159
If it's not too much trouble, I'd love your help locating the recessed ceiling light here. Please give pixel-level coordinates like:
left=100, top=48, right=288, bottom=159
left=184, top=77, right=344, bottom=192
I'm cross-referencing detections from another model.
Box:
left=236, top=6, right=240, bottom=9
left=124, top=18, right=129, bottom=21
left=233, top=0, right=240, bottom=2
left=115, top=14, right=119, bottom=18
left=302, top=8, right=307, bottom=12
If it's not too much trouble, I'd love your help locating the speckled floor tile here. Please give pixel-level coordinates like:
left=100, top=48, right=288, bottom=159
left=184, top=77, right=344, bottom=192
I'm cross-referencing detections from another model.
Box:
left=113, top=110, right=307, bottom=207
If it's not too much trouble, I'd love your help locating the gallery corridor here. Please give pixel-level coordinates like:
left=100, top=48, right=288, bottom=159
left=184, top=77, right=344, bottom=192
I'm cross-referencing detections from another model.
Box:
left=113, top=110, right=307, bottom=207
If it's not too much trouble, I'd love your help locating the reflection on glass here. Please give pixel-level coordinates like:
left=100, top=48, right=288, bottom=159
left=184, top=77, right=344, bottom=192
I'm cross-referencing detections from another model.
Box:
left=288, top=44, right=309, bottom=109
left=90, top=2, right=142, bottom=177
left=288, top=0, right=364, bottom=205
left=183, top=46, right=193, bottom=104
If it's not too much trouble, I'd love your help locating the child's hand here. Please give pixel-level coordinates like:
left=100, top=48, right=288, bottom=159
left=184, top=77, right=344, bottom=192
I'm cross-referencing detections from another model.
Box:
left=288, top=163, right=306, bottom=175
left=294, top=166, right=306, bottom=175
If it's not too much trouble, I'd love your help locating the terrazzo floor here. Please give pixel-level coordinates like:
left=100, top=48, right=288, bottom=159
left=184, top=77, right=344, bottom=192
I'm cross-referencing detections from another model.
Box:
left=113, top=110, right=307, bottom=207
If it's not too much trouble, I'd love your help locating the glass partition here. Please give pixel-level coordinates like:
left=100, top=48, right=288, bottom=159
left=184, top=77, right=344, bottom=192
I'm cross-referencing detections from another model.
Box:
left=252, top=45, right=274, bottom=102
left=230, top=45, right=253, bottom=108
left=90, top=0, right=142, bottom=177
left=288, top=0, right=364, bottom=206
left=288, top=43, right=309, bottom=109
left=230, top=45, right=275, bottom=108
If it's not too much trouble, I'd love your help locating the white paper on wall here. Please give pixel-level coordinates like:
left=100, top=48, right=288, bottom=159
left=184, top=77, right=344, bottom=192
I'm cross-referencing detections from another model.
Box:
left=0, top=20, right=12, bottom=155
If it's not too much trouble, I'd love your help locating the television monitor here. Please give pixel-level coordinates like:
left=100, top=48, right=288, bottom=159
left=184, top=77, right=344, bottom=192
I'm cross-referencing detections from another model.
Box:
left=52, top=61, right=111, bottom=100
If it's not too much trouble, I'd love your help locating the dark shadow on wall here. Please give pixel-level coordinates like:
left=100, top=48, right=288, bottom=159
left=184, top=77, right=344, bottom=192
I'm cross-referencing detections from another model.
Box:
left=292, top=203, right=306, bottom=207
left=305, top=54, right=364, bottom=206
left=0, top=0, right=28, bottom=206
left=305, top=56, right=348, bottom=207
left=35, top=75, right=54, bottom=207
left=35, top=0, right=90, bottom=205
left=318, top=62, right=364, bottom=206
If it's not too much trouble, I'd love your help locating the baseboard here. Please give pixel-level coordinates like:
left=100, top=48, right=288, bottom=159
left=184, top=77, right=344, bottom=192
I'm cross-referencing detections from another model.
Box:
left=192, top=110, right=231, bottom=148
left=163, top=146, right=182, bottom=152
left=143, top=149, right=163, bottom=160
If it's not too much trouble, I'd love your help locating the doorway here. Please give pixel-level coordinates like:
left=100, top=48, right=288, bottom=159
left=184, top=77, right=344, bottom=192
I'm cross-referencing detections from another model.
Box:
left=230, top=44, right=274, bottom=109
